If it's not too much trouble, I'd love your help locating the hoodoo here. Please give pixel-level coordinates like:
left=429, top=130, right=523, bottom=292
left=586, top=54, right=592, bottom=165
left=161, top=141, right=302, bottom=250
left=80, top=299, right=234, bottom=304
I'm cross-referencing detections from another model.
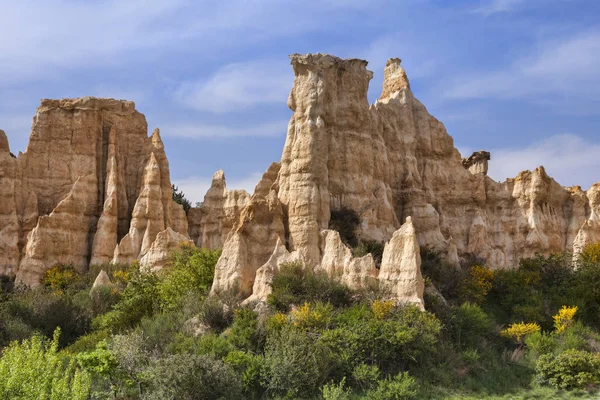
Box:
left=0, top=55, right=598, bottom=303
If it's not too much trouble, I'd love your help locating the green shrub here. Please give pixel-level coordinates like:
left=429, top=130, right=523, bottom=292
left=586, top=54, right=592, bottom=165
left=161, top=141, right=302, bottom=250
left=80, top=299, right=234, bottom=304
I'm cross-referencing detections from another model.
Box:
left=199, top=297, right=233, bottom=332
left=0, top=288, right=90, bottom=347
left=144, top=353, right=243, bottom=400
left=536, top=349, right=600, bottom=389
left=352, top=363, right=381, bottom=391
left=451, top=302, right=493, bottom=349
left=94, top=269, right=160, bottom=332
left=41, top=264, right=80, bottom=292
left=420, top=248, right=465, bottom=302
left=224, top=350, right=265, bottom=397
left=0, top=328, right=91, bottom=399
left=158, top=245, right=220, bottom=309
left=262, top=327, right=333, bottom=398
left=366, top=372, right=418, bottom=400
left=524, top=331, right=556, bottom=362
left=321, top=377, right=352, bottom=400
left=227, top=307, right=264, bottom=352
left=268, top=262, right=354, bottom=311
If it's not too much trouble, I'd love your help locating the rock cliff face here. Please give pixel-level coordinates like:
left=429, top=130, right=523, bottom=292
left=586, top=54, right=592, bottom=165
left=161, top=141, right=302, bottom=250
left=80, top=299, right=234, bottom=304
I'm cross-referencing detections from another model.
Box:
left=2, top=54, right=599, bottom=299
left=209, top=53, right=600, bottom=306
left=0, top=98, right=189, bottom=285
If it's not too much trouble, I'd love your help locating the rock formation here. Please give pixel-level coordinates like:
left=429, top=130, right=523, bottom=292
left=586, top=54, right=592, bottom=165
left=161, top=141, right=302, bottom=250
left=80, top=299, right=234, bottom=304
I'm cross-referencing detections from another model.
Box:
left=208, top=53, right=600, bottom=307
left=0, top=98, right=190, bottom=285
left=2, top=53, right=599, bottom=298
left=140, top=228, right=194, bottom=272
left=462, top=151, right=491, bottom=175
left=187, top=170, right=250, bottom=249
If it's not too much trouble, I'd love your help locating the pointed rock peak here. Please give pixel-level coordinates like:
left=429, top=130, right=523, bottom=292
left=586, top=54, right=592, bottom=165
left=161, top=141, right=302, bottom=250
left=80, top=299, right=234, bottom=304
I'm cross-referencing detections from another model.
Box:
left=0, top=129, right=9, bottom=153
left=151, top=128, right=164, bottom=147
left=92, top=270, right=115, bottom=289
left=402, top=216, right=415, bottom=233
left=380, top=57, right=411, bottom=100
left=211, top=169, right=226, bottom=189
left=254, top=162, right=281, bottom=197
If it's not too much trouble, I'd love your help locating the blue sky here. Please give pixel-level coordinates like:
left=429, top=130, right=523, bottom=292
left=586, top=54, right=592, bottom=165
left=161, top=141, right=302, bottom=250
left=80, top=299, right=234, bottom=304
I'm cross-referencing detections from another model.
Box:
left=1, top=0, right=599, bottom=203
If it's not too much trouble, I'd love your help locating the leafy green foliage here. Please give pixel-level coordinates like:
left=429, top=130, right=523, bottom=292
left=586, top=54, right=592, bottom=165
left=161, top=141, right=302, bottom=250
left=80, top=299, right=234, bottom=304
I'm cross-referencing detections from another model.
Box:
left=158, top=245, right=220, bottom=310
left=365, top=372, right=418, bottom=400
left=268, top=261, right=354, bottom=311
left=171, top=184, right=191, bottom=213
left=536, top=349, right=600, bottom=389
left=0, top=328, right=91, bottom=399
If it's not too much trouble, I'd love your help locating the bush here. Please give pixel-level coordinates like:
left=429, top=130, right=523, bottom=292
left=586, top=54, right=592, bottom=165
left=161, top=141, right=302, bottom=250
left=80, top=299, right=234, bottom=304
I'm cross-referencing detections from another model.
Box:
left=536, top=349, right=600, bottom=389
left=198, top=297, right=233, bottom=332
left=451, top=302, right=493, bottom=349
left=352, top=363, right=381, bottom=391
left=580, top=243, right=600, bottom=267
left=144, top=353, right=243, bottom=400
left=262, top=327, right=333, bottom=398
left=0, top=328, right=91, bottom=399
left=41, top=264, right=80, bottom=293
left=291, top=302, right=334, bottom=330
left=365, top=372, right=418, bottom=400
left=94, top=269, right=160, bottom=332
left=224, top=350, right=265, bottom=397
left=158, top=245, right=220, bottom=310
left=459, top=265, right=494, bottom=304
left=227, top=307, right=264, bottom=353
left=500, top=322, right=541, bottom=344
left=268, top=262, right=354, bottom=311
left=321, top=377, right=352, bottom=400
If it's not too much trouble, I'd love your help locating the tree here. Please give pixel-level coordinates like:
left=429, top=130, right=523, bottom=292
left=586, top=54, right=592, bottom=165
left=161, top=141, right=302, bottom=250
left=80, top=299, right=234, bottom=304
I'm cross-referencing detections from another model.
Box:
left=171, top=184, right=191, bottom=213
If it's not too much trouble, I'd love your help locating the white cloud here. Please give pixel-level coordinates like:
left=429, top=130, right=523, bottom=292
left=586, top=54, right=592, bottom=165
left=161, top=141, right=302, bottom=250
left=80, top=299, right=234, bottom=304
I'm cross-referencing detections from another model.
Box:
left=444, top=30, right=600, bottom=101
left=174, top=60, right=292, bottom=113
left=173, top=172, right=263, bottom=204
left=488, top=133, right=600, bottom=189
left=162, top=120, right=288, bottom=139
left=473, top=0, right=525, bottom=16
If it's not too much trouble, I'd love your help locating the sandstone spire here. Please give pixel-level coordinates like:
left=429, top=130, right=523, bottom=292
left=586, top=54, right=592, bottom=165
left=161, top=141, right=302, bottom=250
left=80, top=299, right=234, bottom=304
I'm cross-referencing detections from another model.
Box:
left=378, top=217, right=425, bottom=310
left=380, top=57, right=410, bottom=100
left=112, top=152, right=165, bottom=264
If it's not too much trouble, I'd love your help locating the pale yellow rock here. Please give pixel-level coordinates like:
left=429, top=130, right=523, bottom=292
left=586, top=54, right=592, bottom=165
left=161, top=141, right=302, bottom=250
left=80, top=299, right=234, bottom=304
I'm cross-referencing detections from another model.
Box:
left=211, top=166, right=285, bottom=297
left=318, top=229, right=378, bottom=291
left=243, top=238, right=305, bottom=304
left=140, top=227, right=194, bottom=272
left=171, top=200, right=189, bottom=235
left=16, top=175, right=98, bottom=286
left=378, top=217, right=425, bottom=310
left=91, top=269, right=117, bottom=290
left=90, top=128, right=121, bottom=265
left=188, top=170, right=250, bottom=248
left=0, top=130, right=20, bottom=276
left=112, top=153, right=165, bottom=264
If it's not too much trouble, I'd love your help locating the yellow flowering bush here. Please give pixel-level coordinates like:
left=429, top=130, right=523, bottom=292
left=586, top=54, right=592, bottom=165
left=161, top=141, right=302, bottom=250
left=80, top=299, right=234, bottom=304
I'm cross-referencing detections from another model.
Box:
left=500, top=322, right=541, bottom=343
left=371, top=300, right=395, bottom=320
left=460, top=265, right=495, bottom=304
left=291, top=302, right=333, bottom=330
left=553, top=306, right=578, bottom=333
left=580, top=243, right=600, bottom=267
left=40, top=264, right=79, bottom=292
left=111, top=269, right=130, bottom=285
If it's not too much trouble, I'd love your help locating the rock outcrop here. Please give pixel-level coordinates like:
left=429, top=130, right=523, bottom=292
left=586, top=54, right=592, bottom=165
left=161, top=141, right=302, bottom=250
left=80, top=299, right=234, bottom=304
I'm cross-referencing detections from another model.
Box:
left=140, top=227, right=194, bottom=272
left=0, top=98, right=189, bottom=284
left=208, top=53, right=600, bottom=307
left=187, top=170, right=250, bottom=249
left=462, top=151, right=491, bottom=175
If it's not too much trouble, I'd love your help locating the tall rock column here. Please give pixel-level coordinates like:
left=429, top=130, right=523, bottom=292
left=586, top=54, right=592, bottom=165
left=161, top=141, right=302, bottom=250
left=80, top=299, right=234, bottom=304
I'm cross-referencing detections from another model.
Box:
left=0, top=130, right=20, bottom=276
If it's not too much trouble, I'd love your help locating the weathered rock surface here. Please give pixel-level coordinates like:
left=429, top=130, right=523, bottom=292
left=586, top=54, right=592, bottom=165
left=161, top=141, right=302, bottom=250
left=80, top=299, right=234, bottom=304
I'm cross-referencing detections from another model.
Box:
left=211, top=165, right=285, bottom=297
left=462, top=151, right=490, bottom=175
left=209, top=53, right=600, bottom=307
left=140, top=227, right=193, bottom=272
left=0, top=98, right=189, bottom=284
left=187, top=170, right=250, bottom=249
left=378, top=218, right=425, bottom=309
left=91, top=269, right=117, bottom=291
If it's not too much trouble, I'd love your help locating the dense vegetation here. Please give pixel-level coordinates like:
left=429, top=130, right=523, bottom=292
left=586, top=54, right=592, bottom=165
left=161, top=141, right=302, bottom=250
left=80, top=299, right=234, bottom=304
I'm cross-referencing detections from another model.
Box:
left=1, top=243, right=600, bottom=399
